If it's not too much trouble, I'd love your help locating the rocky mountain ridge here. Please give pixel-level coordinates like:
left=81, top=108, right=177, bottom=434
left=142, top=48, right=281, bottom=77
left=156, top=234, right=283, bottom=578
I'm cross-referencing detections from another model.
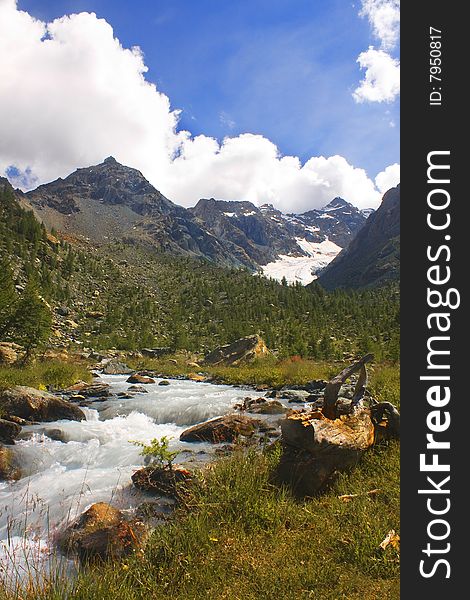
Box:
left=19, top=158, right=370, bottom=281
left=318, top=185, right=400, bottom=289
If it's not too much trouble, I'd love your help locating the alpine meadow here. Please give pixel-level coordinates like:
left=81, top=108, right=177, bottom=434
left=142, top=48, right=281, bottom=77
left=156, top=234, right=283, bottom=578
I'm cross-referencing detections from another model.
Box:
left=0, top=1, right=401, bottom=598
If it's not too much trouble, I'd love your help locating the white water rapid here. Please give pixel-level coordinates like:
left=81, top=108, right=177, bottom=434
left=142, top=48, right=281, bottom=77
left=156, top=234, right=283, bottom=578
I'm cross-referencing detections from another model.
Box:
left=0, top=375, right=253, bottom=585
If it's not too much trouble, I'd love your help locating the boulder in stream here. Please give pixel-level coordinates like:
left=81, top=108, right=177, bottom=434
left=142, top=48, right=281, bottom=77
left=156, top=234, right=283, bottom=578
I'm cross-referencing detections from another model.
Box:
left=180, top=414, right=262, bottom=443
left=235, top=397, right=288, bottom=415
left=0, top=445, right=21, bottom=480
left=132, top=466, right=193, bottom=497
left=127, top=385, right=149, bottom=393
left=0, top=418, right=22, bottom=444
left=0, top=386, right=86, bottom=422
left=187, top=373, right=206, bottom=382
left=65, top=381, right=111, bottom=398
left=57, top=502, right=147, bottom=562
left=126, top=374, right=156, bottom=384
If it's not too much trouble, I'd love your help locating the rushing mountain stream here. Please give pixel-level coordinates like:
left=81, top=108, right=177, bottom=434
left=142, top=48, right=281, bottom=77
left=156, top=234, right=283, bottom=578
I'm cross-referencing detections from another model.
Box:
left=0, top=375, right=259, bottom=584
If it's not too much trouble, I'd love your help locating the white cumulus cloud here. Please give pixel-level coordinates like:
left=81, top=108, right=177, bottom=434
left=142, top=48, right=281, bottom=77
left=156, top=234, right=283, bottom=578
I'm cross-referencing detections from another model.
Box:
left=0, top=0, right=184, bottom=187
left=0, top=0, right=398, bottom=211
left=353, top=47, right=400, bottom=103
left=166, top=136, right=387, bottom=210
left=353, top=1, right=400, bottom=104
left=375, top=162, right=400, bottom=193
left=360, top=0, right=400, bottom=51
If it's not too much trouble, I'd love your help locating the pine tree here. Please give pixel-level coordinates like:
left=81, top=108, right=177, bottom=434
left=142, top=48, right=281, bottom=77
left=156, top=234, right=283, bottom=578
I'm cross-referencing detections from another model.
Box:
left=12, top=278, right=52, bottom=361
left=0, top=257, right=18, bottom=338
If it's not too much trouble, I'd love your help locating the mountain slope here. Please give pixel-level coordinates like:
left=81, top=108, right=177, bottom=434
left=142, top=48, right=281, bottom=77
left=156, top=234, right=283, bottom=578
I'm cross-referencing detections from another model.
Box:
left=20, top=158, right=369, bottom=282
left=317, top=185, right=400, bottom=290
left=190, top=198, right=303, bottom=265
left=190, top=196, right=367, bottom=283
left=25, top=157, right=241, bottom=266
left=295, top=197, right=370, bottom=247
left=0, top=177, right=399, bottom=360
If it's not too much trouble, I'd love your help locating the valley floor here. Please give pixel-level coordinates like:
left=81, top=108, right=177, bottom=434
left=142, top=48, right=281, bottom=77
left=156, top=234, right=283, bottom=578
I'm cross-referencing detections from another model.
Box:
left=0, top=357, right=400, bottom=600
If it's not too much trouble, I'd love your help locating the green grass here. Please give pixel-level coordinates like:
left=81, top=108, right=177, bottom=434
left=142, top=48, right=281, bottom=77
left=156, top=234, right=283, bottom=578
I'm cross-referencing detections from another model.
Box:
left=2, top=440, right=399, bottom=600
left=368, top=364, right=400, bottom=409
left=207, top=357, right=338, bottom=388
left=0, top=358, right=400, bottom=599
left=0, top=359, right=92, bottom=391
left=128, top=353, right=400, bottom=396
left=128, top=354, right=341, bottom=388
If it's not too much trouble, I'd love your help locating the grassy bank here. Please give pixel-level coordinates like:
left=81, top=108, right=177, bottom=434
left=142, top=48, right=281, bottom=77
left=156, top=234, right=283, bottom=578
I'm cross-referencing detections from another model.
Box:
left=128, top=354, right=343, bottom=387
left=128, top=354, right=400, bottom=399
left=0, top=359, right=92, bottom=391
left=1, top=441, right=399, bottom=600
left=0, top=357, right=400, bottom=599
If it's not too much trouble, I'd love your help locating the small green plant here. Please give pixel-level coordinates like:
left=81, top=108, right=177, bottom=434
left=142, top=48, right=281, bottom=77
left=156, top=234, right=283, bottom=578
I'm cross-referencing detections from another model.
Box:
left=131, top=436, right=179, bottom=470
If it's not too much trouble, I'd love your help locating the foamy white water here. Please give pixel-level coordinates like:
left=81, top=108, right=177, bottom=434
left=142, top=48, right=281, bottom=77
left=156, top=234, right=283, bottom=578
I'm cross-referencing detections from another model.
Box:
left=0, top=375, right=251, bottom=583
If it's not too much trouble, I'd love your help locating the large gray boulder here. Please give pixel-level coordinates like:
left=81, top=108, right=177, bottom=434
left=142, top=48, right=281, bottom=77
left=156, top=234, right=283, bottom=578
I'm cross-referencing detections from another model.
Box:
left=202, top=335, right=270, bottom=367
left=101, top=360, right=133, bottom=375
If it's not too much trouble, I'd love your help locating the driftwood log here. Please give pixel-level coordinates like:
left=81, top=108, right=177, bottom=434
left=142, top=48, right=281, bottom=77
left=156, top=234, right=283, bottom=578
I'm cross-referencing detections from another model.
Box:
left=275, top=354, right=399, bottom=496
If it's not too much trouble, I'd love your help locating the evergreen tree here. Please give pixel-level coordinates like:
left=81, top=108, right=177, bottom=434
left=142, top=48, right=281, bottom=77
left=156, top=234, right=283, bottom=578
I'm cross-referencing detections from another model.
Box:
left=12, top=278, right=52, bottom=361
left=0, top=257, right=18, bottom=338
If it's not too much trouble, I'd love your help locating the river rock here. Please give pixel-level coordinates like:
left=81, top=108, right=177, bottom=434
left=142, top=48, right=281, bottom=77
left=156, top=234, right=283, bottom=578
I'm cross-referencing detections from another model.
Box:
left=180, top=414, right=261, bottom=443
left=235, top=397, right=288, bottom=415
left=187, top=373, right=205, bottom=382
left=57, top=502, right=146, bottom=562
left=127, top=385, right=148, bottom=393
left=126, top=374, right=156, bottom=384
left=158, top=380, right=171, bottom=386
left=0, top=386, right=86, bottom=422
left=306, top=380, right=327, bottom=392
left=0, top=418, right=22, bottom=444
left=131, top=466, right=192, bottom=497
left=65, top=381, right=111, bottom=398
left=202, top=334, right=270, bottom=366
left=279, top=389, right=312, bottom=403
left=43, top=428, right=68, bottom=442
left=102, top=360, right=133, bottom=375
left=0, top=445, right=21, bottom=480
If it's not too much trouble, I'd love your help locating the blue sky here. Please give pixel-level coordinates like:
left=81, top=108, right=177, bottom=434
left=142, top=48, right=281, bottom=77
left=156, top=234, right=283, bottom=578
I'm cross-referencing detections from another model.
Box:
left=18, top=0, right=399, bottom=176
left=0, top=1, right=399, bottom=210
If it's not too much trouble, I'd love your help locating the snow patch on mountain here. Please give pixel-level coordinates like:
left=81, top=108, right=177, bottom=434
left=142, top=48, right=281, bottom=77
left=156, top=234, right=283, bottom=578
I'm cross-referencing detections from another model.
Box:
left=261, top=238, right=342, bottom=285
left=295, top=237, right=341, bottom=257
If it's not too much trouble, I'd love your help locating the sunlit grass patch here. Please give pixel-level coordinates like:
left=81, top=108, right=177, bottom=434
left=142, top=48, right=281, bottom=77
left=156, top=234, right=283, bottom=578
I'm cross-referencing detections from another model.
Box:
left=0, top=359, right=91, bottom=391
